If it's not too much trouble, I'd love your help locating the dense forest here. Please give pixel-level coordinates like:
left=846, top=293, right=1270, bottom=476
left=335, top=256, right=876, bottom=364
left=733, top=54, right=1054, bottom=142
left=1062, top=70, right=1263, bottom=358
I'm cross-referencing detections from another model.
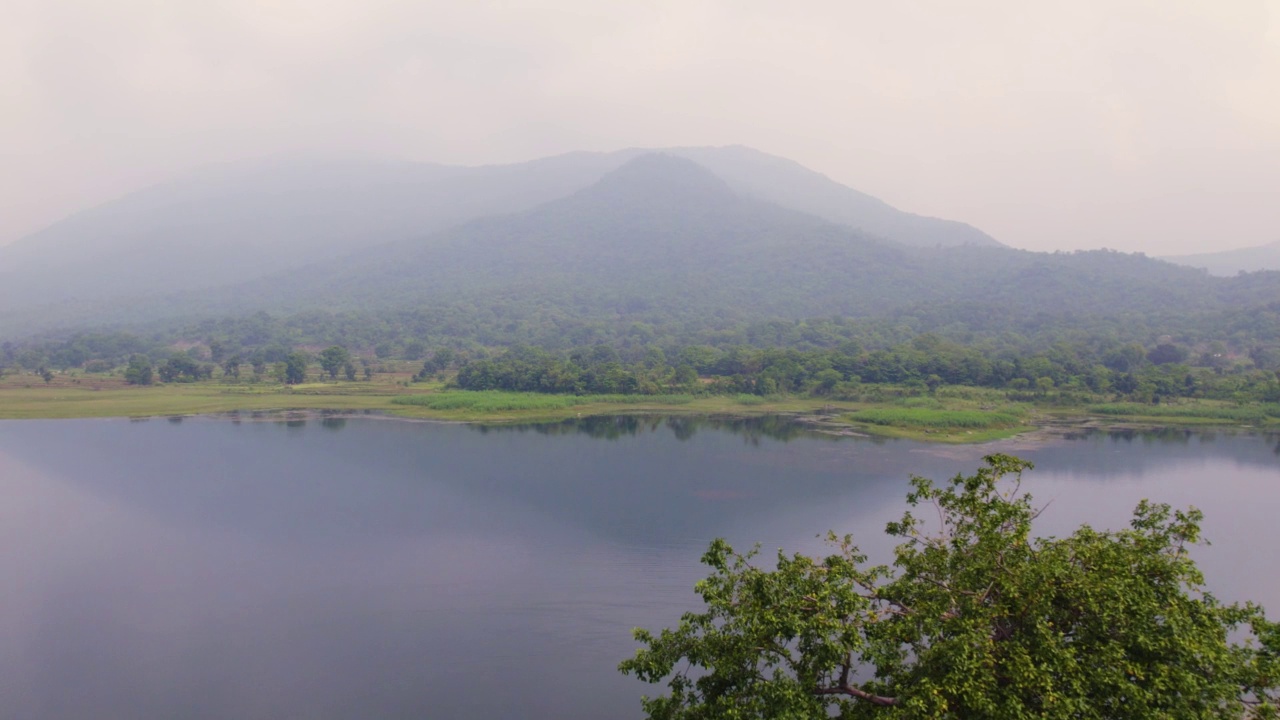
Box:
left=7, top=315, right=1279, bottom=407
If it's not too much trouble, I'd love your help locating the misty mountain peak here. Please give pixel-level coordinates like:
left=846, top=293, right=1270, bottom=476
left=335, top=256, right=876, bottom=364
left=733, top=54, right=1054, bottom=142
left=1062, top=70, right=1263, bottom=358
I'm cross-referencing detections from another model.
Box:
left=580, top=153, right=737, bottom=206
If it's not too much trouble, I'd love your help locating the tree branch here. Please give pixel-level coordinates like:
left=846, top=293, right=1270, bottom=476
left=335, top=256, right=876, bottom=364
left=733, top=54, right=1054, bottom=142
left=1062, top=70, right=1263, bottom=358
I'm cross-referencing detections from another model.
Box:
left=814, top=682, right=899, bottom=705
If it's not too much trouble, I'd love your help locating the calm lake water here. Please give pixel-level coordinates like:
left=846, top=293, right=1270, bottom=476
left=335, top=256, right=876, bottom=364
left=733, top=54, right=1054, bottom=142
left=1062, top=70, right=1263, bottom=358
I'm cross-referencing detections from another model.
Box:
left=1, top=415, right=1278, bottom=719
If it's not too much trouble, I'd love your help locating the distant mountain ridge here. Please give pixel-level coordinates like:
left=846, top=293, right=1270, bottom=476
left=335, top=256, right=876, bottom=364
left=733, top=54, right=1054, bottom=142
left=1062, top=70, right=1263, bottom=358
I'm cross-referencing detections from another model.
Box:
left=653, top=146, right=997, bottom=248
left=11, top=154, right=1266, bottom=343
left=0, top=146, right=999, bottom=315
left=3, top=152, right=1272, bottom=345
left=1163, top=240, right=1280, bottom=276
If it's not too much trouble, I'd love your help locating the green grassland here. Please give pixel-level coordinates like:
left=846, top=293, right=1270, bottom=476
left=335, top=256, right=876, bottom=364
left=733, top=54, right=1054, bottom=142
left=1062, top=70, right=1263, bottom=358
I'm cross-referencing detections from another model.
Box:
left=391, top=391, right=696, bottom=413
left=1080, top=402, right=1280, bottom=425
left=0, top=372, right=853, bottom=425
left=2, top=370, right=1277, bottom=442
left=835, top=394, right=1033, bottom=443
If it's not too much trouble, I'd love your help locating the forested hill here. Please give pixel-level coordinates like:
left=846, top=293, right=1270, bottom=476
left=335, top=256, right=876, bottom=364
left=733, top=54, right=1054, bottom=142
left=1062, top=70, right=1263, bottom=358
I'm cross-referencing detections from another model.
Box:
left=0, top=154, right=624, bottom=310
left=208, top=154, right=920, bottom=318
left=0, top=146, right=998, bottom=316
left=23, top=153, right=1275, bottom=348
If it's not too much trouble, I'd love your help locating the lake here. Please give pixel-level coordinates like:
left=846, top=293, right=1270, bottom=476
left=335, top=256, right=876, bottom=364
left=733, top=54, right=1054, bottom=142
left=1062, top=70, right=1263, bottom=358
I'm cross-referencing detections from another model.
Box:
left=1, top=415, right=1278, bottom=719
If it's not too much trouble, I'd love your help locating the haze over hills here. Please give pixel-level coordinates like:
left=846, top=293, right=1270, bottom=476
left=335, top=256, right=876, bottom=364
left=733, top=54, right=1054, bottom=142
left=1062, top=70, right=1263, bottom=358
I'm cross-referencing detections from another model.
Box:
left=644, top=147, right=999, bottom=249
left=201, top=154, right=922, bottom=319
left=227, top=155, right=1233, bottom=318
left=1163, top=240, right=1280, bottom=276
left=0, top=153, right=625, bottom=308
left=0, top=146, right=999, bottom=316
left=240, top=157, right=1276, bottom=336
left=9, top=154, right=1275, bottom=347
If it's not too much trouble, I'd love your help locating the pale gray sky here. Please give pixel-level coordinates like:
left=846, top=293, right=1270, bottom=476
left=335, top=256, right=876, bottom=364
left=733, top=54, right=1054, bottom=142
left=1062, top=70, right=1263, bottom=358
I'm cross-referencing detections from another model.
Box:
left=3, top=0, right=1278, bottom=254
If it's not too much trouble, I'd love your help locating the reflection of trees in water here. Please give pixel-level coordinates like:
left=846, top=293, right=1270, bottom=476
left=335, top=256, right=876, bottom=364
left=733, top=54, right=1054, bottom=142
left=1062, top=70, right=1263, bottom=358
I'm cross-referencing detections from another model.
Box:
left=472, top=414, right=831, bottom=444
left=667, top=417, right=698, bottom=441
left=236, top=410, right=369, bottom=431
left=1022, top=427, right=1280, bottom=478
left=695, top=416, right=818, bottom=445
left=473, top=415, right=656, bottom=440
left=1066, top=427, right=1274, bottom=447
left=1102, top=428, right=1199, bottom=445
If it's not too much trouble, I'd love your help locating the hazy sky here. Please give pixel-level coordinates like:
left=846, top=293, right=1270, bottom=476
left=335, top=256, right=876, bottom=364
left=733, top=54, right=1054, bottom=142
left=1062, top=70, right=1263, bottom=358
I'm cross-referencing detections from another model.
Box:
left=3, top=0, right=1278, bottom=254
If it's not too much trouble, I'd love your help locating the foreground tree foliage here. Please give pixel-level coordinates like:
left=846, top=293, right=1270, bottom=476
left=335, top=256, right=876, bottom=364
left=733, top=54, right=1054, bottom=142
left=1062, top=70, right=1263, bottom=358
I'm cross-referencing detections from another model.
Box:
left=620, top=455, right=1279, bottom=719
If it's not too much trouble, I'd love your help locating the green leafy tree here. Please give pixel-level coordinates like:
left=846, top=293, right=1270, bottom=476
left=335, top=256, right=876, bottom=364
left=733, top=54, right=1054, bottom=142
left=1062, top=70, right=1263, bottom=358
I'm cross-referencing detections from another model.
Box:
left=1149, top=343, right=1190, bottom=366
left=318, top=345, right=351, bottom=380
left=123, top=355, right=153, bottom=385
left=222, top=355, right=241, bottom=380
left=673, top=364, right=700, bottom=390
left=283, top=351, right=309, bottom=385
left=250, top=351, right=267, bottom=378
left=620, top=455, right=1279, bottom=719
left=813, top=368, right=843, bottom=395
left=157, top=354, right=204, bottom=383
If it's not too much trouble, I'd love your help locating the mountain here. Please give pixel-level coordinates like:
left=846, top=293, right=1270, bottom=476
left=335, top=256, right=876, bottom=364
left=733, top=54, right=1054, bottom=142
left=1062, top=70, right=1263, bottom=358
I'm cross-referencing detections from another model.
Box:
left=0, top=153, right=626, bottom=309
left=1163, top=240, right=1280, bottom=276
left=159, top=154, right=924, bottom=322
left=0, top=146, right=998, bottom=314
left=42, top=154, right=1263, bottom=342
left=4, top=153, right=1272, bottom=345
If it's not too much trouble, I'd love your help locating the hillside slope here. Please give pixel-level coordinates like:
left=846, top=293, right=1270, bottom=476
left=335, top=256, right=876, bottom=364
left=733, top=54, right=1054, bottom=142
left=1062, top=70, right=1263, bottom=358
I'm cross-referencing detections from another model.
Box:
left=0, top=153, right=623, bottom=308
left=660, top=146, right=997, bottom=248
left=0, top=146, right=998, bottom=313
left=137, top=156, right=1274, bottom=335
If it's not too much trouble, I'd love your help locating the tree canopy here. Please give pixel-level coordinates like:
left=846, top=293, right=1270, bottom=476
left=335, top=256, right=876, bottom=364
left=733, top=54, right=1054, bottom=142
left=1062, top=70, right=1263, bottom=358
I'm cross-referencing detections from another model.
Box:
left=620, top=455, right=1279, bottom=719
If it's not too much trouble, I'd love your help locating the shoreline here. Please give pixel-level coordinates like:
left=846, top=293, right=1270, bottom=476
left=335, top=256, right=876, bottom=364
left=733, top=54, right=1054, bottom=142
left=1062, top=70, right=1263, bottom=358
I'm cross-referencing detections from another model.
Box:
left=2, top=382, right=1276, bottom=443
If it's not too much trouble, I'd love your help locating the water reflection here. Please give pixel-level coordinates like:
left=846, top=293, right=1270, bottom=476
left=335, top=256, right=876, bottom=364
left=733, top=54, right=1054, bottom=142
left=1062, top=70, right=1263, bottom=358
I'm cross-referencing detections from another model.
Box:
left=475, top=413, right=829, bottom=444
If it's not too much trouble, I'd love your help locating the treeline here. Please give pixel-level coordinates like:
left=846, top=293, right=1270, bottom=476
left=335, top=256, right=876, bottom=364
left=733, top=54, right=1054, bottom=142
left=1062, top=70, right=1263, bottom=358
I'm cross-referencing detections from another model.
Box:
left=8, top=302, right=1280, bottom=375
left=6, top=308, right=1280, bottom=405
left=105, top=346, right=376, bottom=386
left=449, top=339, right=1280, bottom=404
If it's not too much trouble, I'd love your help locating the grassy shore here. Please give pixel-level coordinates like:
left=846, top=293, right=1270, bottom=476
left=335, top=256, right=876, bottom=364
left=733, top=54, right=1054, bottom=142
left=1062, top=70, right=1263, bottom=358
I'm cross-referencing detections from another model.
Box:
left=0, top=372, right=850, bottom=420
left=1082, top=402, right=1280, bottom=424
left=1, top=371, right=1275, bottom=442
